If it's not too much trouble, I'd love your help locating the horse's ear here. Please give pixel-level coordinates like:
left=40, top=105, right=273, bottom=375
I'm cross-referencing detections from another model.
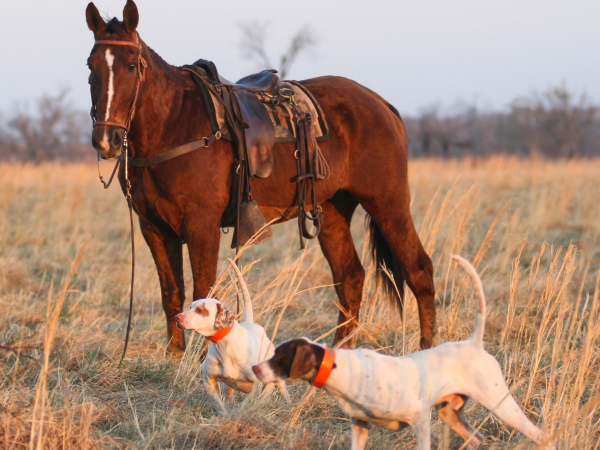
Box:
left=86, top=3, right=105, bottom=33
left=123, top=0, right=139, bottom=32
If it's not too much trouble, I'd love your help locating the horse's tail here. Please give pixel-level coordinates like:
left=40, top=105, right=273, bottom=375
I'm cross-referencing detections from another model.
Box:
left=226, top=259, right=254, bottom=323
left=367, top=215, right=406, bottom=313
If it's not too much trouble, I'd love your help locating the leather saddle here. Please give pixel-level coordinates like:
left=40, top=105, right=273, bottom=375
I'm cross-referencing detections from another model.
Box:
left=187, top=60, right=277, bottom=178
left=183, top=59, right=330, bottom=250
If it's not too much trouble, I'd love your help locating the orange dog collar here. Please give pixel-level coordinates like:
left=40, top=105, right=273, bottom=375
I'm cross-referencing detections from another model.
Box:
left=207, top=322, right=235, bottom=343
left=312, top=347, right=335, bottom=388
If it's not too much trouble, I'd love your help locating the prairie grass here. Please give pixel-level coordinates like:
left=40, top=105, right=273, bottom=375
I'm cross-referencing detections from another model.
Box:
left=1, top=155, right=600, bottom=449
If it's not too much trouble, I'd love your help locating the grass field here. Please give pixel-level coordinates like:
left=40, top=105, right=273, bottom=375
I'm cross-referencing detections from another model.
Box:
left=1, top=156, right=600, bottom=449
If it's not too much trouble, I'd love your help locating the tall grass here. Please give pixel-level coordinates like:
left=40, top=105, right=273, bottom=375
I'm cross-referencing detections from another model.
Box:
left=1, top=156, right=599, bottom=448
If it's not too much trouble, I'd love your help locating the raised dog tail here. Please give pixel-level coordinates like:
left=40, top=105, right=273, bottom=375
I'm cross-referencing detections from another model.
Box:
left=452, top=255, right=486, bottom=346
left=227, top=259, right=254, bottom=323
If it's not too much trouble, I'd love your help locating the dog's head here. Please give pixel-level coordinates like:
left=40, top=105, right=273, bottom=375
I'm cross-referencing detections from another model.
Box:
left=175, top=298, right=234, bottom=336
left=252, top=338, right=334, bottom=384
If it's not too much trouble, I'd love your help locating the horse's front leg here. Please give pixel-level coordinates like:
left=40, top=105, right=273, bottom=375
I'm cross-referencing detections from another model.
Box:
left=139, top=218, right=186, bottom=354
left=185, top=216, right=221, bottom=302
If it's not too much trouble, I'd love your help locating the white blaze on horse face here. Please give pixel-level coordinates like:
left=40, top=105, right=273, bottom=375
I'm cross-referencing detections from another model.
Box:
left=105, top=49, right=115, bottom=119
left=100, top=49, right=115, bottom=150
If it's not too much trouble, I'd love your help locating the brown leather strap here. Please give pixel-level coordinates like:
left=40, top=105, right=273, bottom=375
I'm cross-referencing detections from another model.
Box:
left=128, top=126, right=227, bottom=167
left=92, top=34, right=146, bottom=133
left=94, top=40, right=140, bottom=48
left=94, top=120, right=128, bottom=130
left=292, top=113, right=322, bottom=249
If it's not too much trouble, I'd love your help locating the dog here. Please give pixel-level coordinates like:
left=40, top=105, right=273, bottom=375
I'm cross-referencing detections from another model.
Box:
left=175, top=258, right=289, bottom=413
left=253, top=255, right=555, bottom=450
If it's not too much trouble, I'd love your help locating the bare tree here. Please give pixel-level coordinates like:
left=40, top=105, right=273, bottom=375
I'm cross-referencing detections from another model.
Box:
left=1, top=89, right=90, bottom=163
left=239, top=22, right=316, bottom=79
left=500, top=84, right=597, bottom=157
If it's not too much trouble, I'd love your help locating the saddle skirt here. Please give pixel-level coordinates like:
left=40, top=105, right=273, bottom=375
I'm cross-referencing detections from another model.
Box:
left=183, top=60, right=330, bottom=178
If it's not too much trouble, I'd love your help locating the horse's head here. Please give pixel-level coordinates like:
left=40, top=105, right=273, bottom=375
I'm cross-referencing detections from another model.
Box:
left=86, top=0, right=145, bottom=160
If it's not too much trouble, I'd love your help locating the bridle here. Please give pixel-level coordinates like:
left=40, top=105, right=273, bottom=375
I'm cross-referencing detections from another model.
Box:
left=88, top=32, right=225, bottom=365
left=91, top=33, right=147, bottom=191
left=90, top=33, right=146, bottom=366
left=90, top=33, right=147, bottom=133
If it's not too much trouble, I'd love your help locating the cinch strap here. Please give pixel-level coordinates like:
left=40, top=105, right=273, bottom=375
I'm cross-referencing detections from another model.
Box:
left=312, top=347, right=335, bottom=388
left=207, top=321, right=235, bottom=343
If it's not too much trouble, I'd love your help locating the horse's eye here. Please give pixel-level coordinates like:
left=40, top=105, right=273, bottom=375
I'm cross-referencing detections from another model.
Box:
left=128, top=64, right=136, bottom=73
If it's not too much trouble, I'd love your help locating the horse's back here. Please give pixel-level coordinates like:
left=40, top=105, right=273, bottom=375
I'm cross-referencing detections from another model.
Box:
left=299, top=76, right=405, bottom=135
left=297, top=76, right=408, bottom=190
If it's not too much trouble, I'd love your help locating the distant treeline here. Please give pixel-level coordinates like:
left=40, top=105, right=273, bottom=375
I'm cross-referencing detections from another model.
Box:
left=0, top=85, right=598, bottom=162
left=403, top=85, right=600, bottom=158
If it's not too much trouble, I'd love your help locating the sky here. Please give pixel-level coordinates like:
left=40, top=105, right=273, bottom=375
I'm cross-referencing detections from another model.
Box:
left=0, top=0, right=598, bottom=117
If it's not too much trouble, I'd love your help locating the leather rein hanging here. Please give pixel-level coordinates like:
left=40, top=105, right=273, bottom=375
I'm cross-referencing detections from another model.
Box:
left=91, top=35, right=225, bottom=365
left=91, top=36, right=145, bottom=366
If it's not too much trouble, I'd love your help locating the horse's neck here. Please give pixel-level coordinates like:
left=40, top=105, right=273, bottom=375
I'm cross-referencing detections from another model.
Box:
left=128, top=45, right=209, bottom=158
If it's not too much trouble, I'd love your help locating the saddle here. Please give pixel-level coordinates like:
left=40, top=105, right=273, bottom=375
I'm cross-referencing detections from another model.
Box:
left=182, top=60, right=330, bottom=250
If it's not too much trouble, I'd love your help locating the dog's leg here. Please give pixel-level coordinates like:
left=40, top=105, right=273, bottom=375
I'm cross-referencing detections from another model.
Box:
left=479, top=392, right=554, bottom=448
left=278, top=381, right=291, bottom=403
left=259, top=382, right=276, bottom=402
left=225, top=385, right=235, bottom=404
left=203, top=376, right=226, bottom=414
left=437, top=395, right=483, bottom=449
left=470, top=370, right=555, bottom=449
left=350, top=418, right=369, bottom=450
left=413, top=417, right=432, bottom=450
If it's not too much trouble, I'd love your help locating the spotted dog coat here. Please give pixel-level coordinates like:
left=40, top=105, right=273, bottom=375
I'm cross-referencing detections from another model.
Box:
left=253, top=256, right=555, bottom=450
left=176, top=259, right=289, bottom=412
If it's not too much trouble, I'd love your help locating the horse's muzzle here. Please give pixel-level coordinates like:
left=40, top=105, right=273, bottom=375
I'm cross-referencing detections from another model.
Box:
left=92, top=125, right=124, bottom=160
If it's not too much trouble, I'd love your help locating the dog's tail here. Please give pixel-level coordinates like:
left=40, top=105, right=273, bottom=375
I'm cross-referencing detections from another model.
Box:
left=227, top=259, right=254, bottom=323
left=452, top=255, right=486, bottom=346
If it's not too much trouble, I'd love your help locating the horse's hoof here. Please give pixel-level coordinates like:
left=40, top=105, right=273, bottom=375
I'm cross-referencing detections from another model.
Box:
left=420, top=331, right=441, bottom=350
left=166, top=342, right=186, bottom=359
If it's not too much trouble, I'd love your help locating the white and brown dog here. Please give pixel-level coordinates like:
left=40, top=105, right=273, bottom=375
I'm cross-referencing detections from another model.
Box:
left=175, top=259, right=289, bottom=413
left=253, top=256, right=555, bottom=450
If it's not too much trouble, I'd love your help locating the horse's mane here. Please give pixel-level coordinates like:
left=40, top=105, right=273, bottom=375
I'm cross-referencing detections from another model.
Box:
left=103, top=17, right=128, bottom=39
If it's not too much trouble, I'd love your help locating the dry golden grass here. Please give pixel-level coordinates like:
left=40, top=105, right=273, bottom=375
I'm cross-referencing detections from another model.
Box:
left=1, top=155, right=600, bottom=449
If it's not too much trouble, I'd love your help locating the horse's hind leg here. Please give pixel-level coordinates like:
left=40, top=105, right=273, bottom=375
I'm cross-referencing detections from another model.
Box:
left=317, top=192, right=364, bottom=348
left=360, top=189, right=437, bottom=349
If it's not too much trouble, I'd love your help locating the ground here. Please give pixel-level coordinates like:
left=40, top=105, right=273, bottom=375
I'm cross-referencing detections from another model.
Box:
left=1, top=155, right=599, bottom=449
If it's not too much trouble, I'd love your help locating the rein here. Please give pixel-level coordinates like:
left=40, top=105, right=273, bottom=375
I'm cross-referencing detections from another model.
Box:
left=91, top=35, right=144, bottom=366
left=91, top=35, right=227, bottom=365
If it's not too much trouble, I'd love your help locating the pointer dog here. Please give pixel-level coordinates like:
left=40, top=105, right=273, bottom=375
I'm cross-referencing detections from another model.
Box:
left=253, top=256, right=554, bottom=450
left=176, top=259, right=289, bottom=413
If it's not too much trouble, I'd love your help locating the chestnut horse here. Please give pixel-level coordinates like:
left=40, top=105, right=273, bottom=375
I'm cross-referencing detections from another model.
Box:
left=85, top=0, right=437, bottom=353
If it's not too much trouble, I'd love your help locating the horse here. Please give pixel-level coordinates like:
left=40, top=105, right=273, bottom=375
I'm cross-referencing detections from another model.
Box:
left=85, top=0, right=437, bottom=355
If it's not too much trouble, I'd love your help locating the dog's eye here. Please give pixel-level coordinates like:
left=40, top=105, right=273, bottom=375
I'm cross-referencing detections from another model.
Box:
left=128, top=63, right=136, bottom=73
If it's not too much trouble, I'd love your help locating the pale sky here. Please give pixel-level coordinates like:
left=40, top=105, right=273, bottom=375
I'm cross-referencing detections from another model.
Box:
left=1, top=0, right=598, bottom=116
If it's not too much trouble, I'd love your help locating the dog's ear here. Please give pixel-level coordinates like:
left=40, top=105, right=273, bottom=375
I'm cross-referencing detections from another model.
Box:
left=289, top=341, right=319, bottom=380
left=214, top=302, right=234, bottom=329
